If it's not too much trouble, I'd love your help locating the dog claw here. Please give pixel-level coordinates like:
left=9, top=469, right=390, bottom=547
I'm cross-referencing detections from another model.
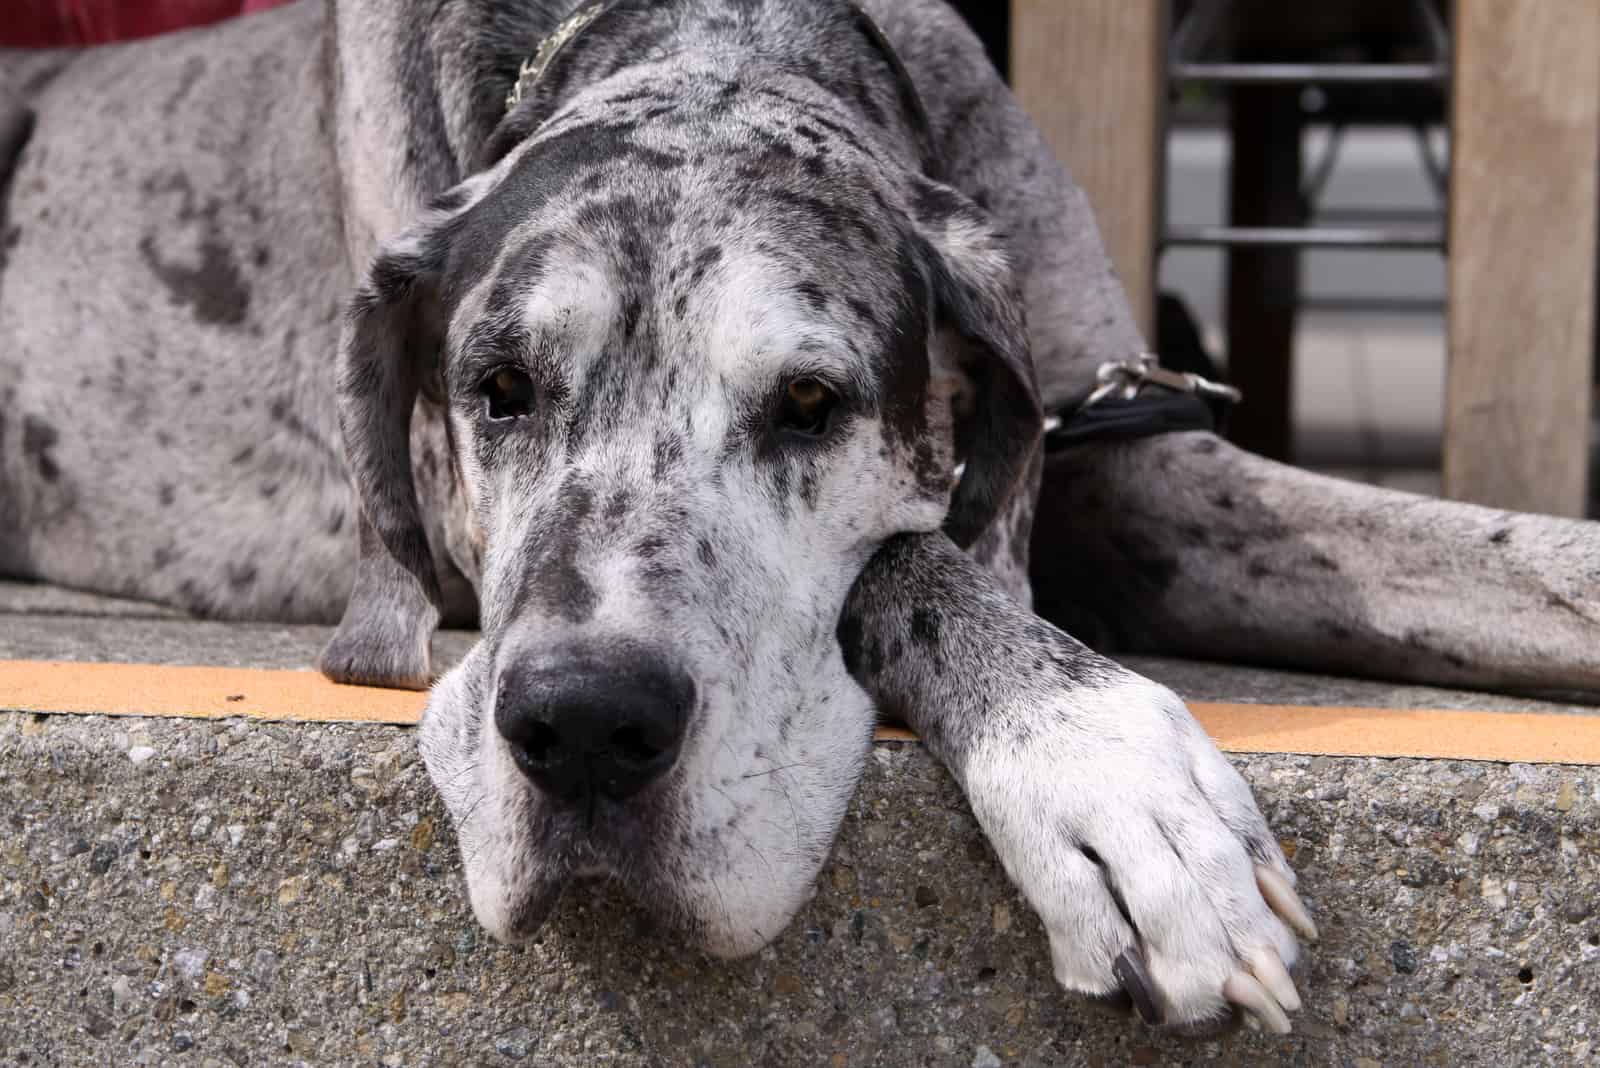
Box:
left=1222, top=972, right=1293, bottom=1035
left=1256, top=865, right=1318, bottom=942
left=1112, top=949, right=1163, bottom=1026
left=1247, top=945, right=1301, bottom=1013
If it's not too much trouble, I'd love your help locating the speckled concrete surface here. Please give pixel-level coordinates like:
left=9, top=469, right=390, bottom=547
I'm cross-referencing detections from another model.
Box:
left=2, top=709, right=1598, bottom=1067
left=3, top=587, right=1599, bottom=1065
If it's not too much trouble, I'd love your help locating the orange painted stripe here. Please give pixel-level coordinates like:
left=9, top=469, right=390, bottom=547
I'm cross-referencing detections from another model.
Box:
left=1, top=660, right=1598, bottom=764
left=1188, top=701, right=1600, bottom=765
left=0, top=659, right=428, bottom=724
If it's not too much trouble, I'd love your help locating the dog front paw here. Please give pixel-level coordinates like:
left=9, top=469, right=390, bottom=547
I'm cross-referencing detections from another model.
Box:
left=319, top=555, right=439, bottom=690
left=965, top=676, right=1316, bottom=1035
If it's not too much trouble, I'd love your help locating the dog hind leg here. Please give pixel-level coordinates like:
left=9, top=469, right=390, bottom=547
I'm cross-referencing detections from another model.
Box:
left=1034, top=432, right=1600, bottom=693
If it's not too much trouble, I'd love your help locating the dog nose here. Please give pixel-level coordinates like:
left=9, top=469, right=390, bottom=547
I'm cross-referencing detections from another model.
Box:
left=494, top=648, right=693, bottom=803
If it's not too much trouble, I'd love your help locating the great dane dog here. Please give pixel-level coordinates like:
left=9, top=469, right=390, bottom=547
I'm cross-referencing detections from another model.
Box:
left=4, top=0, right=1599, bottom=1038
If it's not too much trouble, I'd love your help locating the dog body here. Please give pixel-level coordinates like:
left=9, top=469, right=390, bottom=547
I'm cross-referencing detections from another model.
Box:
left=4, top=0, right=1598, bottom=1036
left=0, top=4, right=355, bottom=617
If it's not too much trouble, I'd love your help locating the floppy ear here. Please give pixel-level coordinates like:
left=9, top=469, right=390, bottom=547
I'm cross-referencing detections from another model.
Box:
left=319, top=214, right=457, bottom=690
left=911, top=179, right=1044, bottom=549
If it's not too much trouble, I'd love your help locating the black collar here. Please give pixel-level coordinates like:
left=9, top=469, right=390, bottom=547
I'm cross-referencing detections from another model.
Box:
left=1044, top=355, right=1242, bottom=450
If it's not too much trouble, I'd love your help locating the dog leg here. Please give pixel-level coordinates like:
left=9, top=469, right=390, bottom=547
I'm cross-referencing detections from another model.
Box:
left=318, top=514, right=439, bottom=689
left=840, top=532, right=1315, bottom=1033
left=1034, top=432, right=1600, bottom=693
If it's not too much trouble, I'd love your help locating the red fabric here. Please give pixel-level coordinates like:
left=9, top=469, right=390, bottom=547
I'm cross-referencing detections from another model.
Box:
left=1, top=0, right=294, bottom=48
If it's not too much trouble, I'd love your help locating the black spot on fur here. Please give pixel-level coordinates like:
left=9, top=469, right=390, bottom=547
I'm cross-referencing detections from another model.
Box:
left=795, top=281, right=829, bottom=313
left=1489, top=528, right=1511, bottom=545
left=21, top=416, right=59, bottom=482
left=798, top=468, right=820, bottom=508
left=137, top=177, right=251, bottom=327
left=843, top=295, right=877, bottom=328
left=688, top=245, right=722, bottom=287
left=652, top=433, right=683, bottom=481
left=0, top=225, right=21, bottom=274
left=910, top=607, right=941, bottom=648
left=620, top=294, right=643, bottom=340
left=139, top=226, right=250, bottom=325
left=525, top=480, right=598, bottom=624
left=158, top=483, right=175, bottom=507
left=162, top=56, right=206, bottom=117
left=226, top=563, right=257, bottom=591
left=486, top=233, right=555, bottom=311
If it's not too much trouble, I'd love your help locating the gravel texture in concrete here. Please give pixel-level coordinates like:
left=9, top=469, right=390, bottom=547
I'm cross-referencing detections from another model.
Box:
left=2, top=709, right=1598, bottom=1067
left=3, top=586, right=1599, bottom=1065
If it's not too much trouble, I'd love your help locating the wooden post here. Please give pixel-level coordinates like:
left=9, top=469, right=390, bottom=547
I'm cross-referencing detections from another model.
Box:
left=1445, top=0, right=1600, bottom=517
left=1011, top=0, right=1164, bottom=340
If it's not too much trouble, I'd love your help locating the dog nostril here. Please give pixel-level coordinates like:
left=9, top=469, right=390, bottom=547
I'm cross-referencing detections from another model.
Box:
left=610, top=724, right=665, bottom=766
left=521, top=721, right=563, bottom=763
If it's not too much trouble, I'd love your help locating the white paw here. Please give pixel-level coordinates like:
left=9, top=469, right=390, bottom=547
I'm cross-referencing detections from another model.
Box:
left=964, top=676, right=1316, bottom=1034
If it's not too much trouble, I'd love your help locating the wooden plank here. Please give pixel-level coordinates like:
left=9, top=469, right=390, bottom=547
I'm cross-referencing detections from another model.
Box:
left=1011, top=0, right=1163, bottom=339
left=1444, top=0, right=1600, bottom=517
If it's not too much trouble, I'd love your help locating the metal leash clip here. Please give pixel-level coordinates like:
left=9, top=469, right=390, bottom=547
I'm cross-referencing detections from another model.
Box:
left=1077, top=352, right=1243, bottom=414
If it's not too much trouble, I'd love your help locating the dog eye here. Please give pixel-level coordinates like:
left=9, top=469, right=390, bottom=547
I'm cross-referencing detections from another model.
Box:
left=777, top=377, right=837, bottom=438
left=481, top=367, right=536, bottom=422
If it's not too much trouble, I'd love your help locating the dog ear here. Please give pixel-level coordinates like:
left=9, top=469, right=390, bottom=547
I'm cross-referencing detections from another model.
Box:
left=319, top=211, right=459, bottom=690
left=911, top=179, right=1044, bottom=549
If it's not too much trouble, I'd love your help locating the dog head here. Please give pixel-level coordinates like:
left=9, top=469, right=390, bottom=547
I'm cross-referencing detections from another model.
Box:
left=331, top=5, right=1041, bottom=954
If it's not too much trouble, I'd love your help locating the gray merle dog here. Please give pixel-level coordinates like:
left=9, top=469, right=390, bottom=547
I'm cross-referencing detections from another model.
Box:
left=4, top=0, right=1598, bottom=1037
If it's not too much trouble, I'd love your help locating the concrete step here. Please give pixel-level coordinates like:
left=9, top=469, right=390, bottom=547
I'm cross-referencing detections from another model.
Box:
left=1, top=589, right=1598, bottom=1066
